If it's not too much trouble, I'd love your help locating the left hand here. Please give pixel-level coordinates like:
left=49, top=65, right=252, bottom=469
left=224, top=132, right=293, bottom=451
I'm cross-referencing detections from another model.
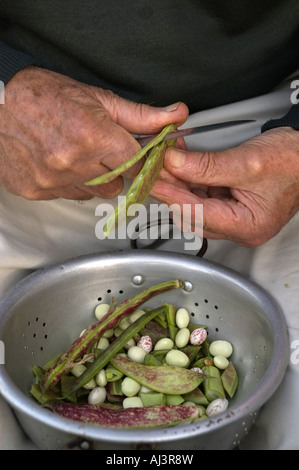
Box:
left=151, top=127, right=299, bottom=247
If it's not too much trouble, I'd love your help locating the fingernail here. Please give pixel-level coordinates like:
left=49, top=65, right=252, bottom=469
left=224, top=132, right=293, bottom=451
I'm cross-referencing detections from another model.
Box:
left=163, top=102, right=180, bottom=112
left=168, top=148, right=185, bottom=168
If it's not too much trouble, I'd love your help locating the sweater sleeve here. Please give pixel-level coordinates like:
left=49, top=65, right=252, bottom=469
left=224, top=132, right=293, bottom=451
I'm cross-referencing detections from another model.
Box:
left=0, top=40, right=37, bottom=84
left=261, top=104, right=299, bottom=132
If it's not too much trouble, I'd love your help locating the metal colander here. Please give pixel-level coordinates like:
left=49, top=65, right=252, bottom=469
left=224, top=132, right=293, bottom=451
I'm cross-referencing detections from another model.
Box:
left=0, top=250, right=289, bottom=450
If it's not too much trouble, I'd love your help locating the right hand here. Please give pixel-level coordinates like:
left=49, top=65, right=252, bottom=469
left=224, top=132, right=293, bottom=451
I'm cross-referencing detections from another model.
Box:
left=0, top=66, right=188, bottom=200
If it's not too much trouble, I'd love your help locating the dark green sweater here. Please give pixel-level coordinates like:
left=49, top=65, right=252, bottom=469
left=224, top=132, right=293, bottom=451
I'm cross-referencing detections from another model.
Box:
left=0, top=0, right=299, bottom=113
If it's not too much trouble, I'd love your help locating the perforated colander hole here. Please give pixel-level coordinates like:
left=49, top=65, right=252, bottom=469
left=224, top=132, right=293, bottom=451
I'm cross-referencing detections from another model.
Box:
left=96, top=288, right=126, bottom=304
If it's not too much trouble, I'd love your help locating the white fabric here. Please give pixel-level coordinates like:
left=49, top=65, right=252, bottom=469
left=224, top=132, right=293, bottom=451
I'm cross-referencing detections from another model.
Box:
left=0, top=73, right=298, bottom=449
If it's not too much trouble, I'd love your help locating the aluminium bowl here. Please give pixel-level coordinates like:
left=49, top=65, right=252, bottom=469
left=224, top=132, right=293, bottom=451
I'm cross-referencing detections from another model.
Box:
left=0, top=250, right=289, bottom=450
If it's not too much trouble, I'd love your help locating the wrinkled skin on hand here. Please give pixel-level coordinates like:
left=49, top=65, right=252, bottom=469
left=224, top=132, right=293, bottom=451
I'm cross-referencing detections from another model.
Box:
left=152, top=127, right=299, bottom=247
left=0, top=66, right=188, bottom=200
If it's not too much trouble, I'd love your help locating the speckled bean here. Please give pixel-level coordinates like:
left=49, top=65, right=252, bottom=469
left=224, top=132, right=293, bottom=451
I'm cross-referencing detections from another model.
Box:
left=137, top=335, right=153, bottom=353
left=190, top=328, right=207, bottom=345
left=206, top=398, right=229, bottom=417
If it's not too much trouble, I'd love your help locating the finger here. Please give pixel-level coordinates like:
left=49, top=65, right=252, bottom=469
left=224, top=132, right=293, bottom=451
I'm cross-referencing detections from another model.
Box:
left=91, top=88, right=189, bottom=134
left=164, top=145, right=252, bottom=188
left=151, top=179, right=256, bottom=244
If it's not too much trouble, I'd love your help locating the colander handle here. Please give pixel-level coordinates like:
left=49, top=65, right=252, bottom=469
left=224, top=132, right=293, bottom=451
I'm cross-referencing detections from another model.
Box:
left=129, top=216, right=208, bottom=258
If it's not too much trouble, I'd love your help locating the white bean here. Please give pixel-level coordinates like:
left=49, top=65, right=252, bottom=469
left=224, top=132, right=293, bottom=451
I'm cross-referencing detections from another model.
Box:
left=206, top=398, right=229, bottom=417
left=209, top=340, right=233, bottom=358
left=94, top=303, right=110, bottom=320
left=165, top=349, right=189, bottom=367
left=71, top=364, right=86, bottom=377
left=129, top=309, right=146, bottom=323
left=213, top=355, right=229, bottom=370
left=103, top=328, right=114, bottom=338
left=123, top=397, right=144, bottom=409
left=114, top=327, right=123, bottom=337
left=190, top=328, right=207, bottom=345
left=95, top=369, right=107, bottom=387
left=175, top=308, right=190, bottom=328
left=175, top=328, right=190, bottom=348
left=124, top=338, right=136, bottom=350
left=139, top=385, right=152, bottom=394
left=71, top=364, right=96, bottom=389
left=118, top=317, right=131, bottom=331
left=96, top=337, right=109, bottom=350
left=121, top=377, right=141, bottom=397
left=154, top=337, right=174, bottom=351
left=87, top=386, right=106, bottom=405
left=127, top=345, right=147, bottom=363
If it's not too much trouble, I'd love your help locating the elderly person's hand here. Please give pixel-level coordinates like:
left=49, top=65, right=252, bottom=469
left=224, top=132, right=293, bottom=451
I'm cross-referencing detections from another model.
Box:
left=151, top=127, right=299, bottom=247
left=0, top=66, right=188, bottom=200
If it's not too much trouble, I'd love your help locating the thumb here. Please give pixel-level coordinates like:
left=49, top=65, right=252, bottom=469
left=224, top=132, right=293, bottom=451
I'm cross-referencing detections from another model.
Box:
left=93, top=88, right=189, bottom=134
left=164, top=145, right=247, bottom=187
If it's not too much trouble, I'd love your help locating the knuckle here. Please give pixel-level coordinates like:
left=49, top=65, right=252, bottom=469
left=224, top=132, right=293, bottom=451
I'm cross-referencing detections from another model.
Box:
left=244, top=152, right=265, bottom=178
left=187, top=151, right=216, bottom=182
left=46, top=150, right=73, bottom=172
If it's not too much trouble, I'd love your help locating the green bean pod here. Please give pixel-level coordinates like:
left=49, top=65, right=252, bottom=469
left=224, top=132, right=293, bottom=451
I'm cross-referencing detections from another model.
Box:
left=84, top=124, right=176, bottom=186
left=103, top=139, right=168, bottom=237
